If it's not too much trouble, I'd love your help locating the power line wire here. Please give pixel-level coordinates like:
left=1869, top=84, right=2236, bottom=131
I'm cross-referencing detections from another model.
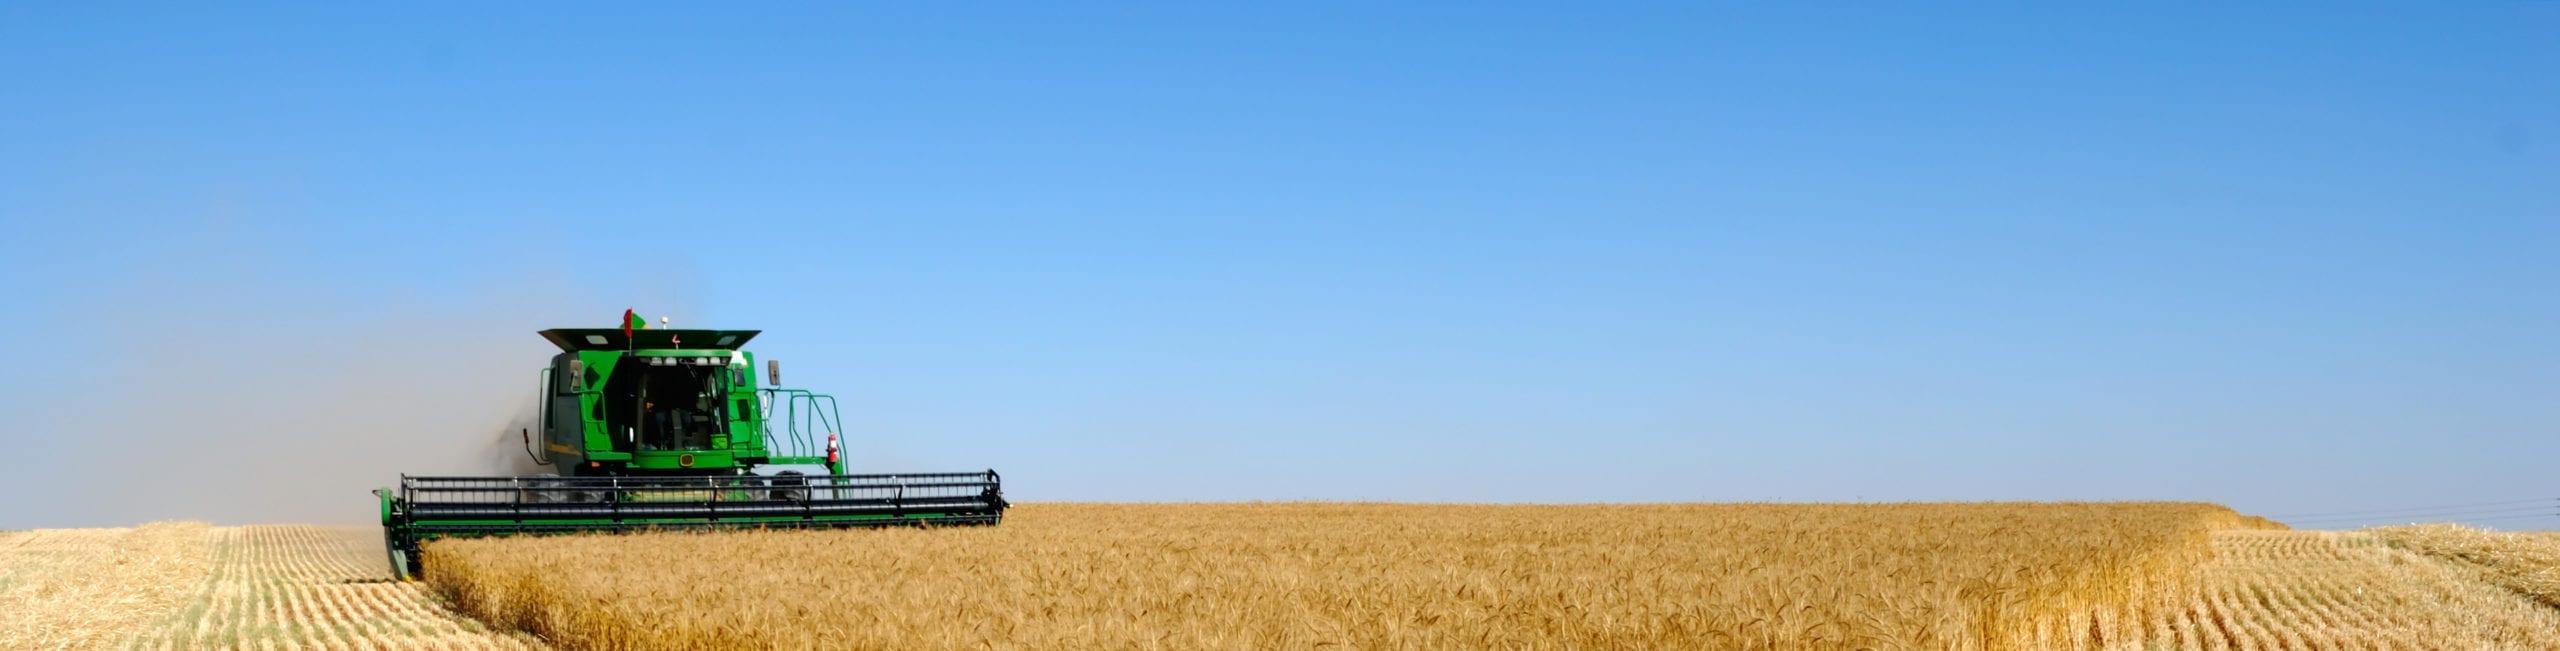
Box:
left=2288, top=513, right=2560, bottom=530
left=2371, top=512, right=2560, bottom=529
left=2288, top=505, right=2557, bottom=519
left=2285, top=507, right=2559, bottom=526
left=2286, top=505, right=2556, bottom=522
left=2456, top=513, right=2559, bottom=524
left=2269, top=498, right=2554, bottom=519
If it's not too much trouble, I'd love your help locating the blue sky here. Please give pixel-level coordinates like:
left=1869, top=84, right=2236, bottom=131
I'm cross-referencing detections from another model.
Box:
left=1, top=3, right=2553, bottom=529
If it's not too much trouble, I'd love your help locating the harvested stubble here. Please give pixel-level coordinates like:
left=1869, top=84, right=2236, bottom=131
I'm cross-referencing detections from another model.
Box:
left=428, top=502, right=2279, bottom=650
left=0, top=522, right=212, bottom=650
left=2374, top=524, right=2560, bottom=608
left=125, top=524, right=546, bottom=650
left=0, top=522, right=542, bottom=650
left=2132, top=529, right=2560, bottom=650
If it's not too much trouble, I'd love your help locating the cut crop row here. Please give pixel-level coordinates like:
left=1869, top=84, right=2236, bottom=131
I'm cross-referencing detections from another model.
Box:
left=2126, top=530, right=2560, bottom=650
left=125, top=525, right=543, bottom=650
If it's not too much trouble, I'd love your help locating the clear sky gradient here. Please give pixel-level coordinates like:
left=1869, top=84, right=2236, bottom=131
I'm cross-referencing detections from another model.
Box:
left=2, top=4, right=2553, bottom=530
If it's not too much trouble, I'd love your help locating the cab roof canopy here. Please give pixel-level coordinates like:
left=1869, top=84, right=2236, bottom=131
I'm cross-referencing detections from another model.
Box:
left=539, top=328, right=761, bottom=352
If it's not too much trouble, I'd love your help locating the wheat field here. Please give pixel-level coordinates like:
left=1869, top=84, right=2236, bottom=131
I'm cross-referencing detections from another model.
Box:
left=9, top=510, right=2560, bottom=650
left=427, top=502, right=2278, bottom=650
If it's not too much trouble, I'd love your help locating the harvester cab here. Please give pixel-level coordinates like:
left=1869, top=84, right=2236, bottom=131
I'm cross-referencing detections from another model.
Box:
left=374, top=318, right=1006, bottom=580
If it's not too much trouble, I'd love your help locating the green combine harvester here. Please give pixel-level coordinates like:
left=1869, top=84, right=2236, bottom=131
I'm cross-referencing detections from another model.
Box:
left=375, top=314, right=1005, bottom=579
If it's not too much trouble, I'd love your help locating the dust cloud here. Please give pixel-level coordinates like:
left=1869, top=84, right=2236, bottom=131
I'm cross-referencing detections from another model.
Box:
left=56, top=298, right=576, bottom=527
left=15, top=227, right=692, bottom=528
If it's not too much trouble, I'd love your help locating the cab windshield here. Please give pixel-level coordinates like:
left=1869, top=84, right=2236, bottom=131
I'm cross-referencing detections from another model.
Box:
left=598, top=360, right=729, bottom=452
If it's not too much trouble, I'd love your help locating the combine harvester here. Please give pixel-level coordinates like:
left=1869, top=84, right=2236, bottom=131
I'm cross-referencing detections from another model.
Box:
left=375, top=312, right=1006, bottom=579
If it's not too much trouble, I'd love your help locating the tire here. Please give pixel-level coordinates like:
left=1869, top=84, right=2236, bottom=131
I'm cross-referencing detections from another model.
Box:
left=772, top=471, right=808, bottom=501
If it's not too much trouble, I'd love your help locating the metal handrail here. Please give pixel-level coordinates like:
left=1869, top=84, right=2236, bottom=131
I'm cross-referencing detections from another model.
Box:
left=756, top=388, right=841, bottom=458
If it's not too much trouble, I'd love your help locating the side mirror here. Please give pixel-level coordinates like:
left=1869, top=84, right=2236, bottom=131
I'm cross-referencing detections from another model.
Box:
left=567, top=359, right=587, bottom=392
left=767, top=359, right=781, bottom=387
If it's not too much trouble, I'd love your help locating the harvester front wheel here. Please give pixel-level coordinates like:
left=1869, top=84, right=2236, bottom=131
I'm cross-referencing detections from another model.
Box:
left=770, top=471, right=807, bottom=501
left=524, top=477, right=560, bottom=504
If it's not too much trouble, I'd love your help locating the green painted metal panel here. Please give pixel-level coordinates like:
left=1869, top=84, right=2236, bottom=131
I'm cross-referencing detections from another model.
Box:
left=628, top=450, right=737, bottom=469
left=575, top=350, right=620, bottom=455
left=729, top=350, right=763, bottom=453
